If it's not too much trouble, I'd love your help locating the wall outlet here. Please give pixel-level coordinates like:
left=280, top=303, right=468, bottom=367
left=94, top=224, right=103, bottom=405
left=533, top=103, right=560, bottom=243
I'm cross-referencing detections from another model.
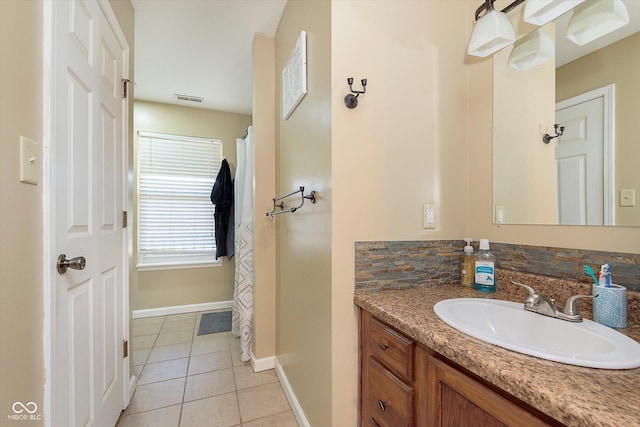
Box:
left=423, top=203, right=436, bottom=229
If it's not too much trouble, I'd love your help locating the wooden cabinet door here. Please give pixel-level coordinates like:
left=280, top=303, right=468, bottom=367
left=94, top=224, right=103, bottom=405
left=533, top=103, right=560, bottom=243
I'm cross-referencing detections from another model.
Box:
left=426, top=355, right=552, bottom=427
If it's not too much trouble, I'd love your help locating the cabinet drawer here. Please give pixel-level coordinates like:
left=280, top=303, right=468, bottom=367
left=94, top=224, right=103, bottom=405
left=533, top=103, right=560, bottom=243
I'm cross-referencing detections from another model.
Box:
left=367, top=357, right=414, bottom=427
left=368, top=317, right=414, bottom=382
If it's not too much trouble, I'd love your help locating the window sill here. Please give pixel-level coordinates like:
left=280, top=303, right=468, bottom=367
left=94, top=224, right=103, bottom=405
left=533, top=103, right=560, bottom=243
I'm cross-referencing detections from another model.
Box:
left=136, top=260, right=223, bottom=272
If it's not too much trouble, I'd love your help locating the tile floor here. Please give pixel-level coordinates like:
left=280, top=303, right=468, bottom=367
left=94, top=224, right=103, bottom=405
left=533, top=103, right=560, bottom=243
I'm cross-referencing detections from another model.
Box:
left=117, top=311, right=298, bottom=427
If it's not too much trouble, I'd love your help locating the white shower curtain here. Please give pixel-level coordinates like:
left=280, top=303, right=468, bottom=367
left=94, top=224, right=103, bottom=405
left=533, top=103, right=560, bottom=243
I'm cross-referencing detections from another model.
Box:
left=232, top=126, right=254, bottom=362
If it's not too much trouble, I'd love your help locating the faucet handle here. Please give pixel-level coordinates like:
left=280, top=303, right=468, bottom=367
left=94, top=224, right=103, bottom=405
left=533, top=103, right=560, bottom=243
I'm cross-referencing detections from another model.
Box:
left=563, top=294, right=597, bottom=316
left=511, top=281, right=537, bottom=296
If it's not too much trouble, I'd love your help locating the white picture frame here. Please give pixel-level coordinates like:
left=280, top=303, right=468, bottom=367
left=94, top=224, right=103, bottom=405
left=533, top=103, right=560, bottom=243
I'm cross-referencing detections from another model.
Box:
left=282, top=31, right=307, bottom=119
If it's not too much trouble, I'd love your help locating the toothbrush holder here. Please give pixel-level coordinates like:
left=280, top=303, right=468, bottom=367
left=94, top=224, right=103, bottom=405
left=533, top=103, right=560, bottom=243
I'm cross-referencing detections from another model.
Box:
left=592, top=284, right=627, bottom=328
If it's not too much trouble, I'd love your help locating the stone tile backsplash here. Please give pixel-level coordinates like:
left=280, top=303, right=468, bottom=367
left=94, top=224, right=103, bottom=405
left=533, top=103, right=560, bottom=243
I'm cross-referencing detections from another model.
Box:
left=355, top=240, right=640, bottom=291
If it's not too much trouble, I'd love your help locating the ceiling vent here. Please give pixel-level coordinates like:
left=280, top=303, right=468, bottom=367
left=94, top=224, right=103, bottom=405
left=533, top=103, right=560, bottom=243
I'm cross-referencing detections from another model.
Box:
left=175, top=94, right=204, bottom=103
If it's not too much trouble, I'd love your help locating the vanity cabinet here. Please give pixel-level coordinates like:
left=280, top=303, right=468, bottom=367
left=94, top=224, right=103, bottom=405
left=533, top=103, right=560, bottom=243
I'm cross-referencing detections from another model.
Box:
left=360, top=310, right=560, bottom=427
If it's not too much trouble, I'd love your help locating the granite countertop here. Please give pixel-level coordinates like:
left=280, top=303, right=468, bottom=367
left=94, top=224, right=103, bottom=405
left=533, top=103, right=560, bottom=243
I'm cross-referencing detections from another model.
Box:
left=354, top=284, right=640, bottom=427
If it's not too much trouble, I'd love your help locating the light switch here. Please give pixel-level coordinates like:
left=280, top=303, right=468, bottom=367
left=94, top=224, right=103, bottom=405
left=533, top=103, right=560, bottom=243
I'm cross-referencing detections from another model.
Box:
left=423, top=203, right=436, bottom=229
left=20, top=136, right=40, bottom=185
left=494, top=205, right=505, bottom=224
left=620, top=189, right=636, bottom=207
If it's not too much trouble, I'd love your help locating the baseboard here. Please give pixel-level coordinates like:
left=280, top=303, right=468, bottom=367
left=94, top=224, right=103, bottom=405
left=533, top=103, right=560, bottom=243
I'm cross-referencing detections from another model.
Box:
left=251, top=354, right=276, bottom=372
left=274, top=357, right=310, bottom=427
left=133, top=300, right=233, bottom=319
left=128, top=374, right=137, bottom=403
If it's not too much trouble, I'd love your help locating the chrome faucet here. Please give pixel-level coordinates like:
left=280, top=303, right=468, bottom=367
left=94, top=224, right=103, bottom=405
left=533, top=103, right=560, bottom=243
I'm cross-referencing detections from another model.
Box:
left=511, top=281, right=596, bottom=322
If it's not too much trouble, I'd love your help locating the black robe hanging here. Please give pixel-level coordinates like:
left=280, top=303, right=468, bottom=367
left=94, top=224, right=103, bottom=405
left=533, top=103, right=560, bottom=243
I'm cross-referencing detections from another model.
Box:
left=210, top=159, right=233, bottom=260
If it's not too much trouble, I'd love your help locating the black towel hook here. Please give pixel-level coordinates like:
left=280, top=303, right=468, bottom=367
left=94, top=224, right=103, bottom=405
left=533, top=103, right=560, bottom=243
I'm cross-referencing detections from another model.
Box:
left=543, top=124, right=565, bottom=144
left=344, top=78, right=367, bottom=109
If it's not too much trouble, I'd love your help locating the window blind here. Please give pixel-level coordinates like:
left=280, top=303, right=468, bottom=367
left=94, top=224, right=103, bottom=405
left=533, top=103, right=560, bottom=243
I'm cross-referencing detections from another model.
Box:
left=137, top=132, right=222, bottom=268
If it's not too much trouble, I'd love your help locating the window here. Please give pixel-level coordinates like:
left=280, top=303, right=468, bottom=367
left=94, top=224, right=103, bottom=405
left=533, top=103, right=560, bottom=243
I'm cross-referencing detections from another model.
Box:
left=136, top=132, right=222, bottom=270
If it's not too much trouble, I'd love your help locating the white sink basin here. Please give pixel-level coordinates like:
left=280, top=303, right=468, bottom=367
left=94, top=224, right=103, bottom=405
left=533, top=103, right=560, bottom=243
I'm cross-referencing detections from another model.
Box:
left=434, top=298, right=640, bottom=369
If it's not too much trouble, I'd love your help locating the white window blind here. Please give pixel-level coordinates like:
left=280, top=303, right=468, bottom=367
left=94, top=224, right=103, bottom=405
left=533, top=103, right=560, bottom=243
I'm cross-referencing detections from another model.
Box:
left=137, top=132, right=222, bottom=269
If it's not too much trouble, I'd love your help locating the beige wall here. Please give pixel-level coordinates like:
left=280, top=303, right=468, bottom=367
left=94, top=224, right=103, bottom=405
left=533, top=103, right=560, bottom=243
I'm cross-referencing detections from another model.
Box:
left=0, top=0, right=45, bottom=420
left=132, top=101, right=251, bottom=310
left=331, top=1, right=470, bottom=423
left=274, top=1, right=333, bottom=426
left=252, top=34, right=277, bottom=359
left=493, top=25, right=557, bottom=224
left=557, top=32, right=640, bottom=227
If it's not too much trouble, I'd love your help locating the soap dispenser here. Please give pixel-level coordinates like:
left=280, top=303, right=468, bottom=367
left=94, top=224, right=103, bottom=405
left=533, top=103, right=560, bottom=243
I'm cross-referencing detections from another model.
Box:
left=461, top=238, right=475, bottom=288
left=473, top=239, right=496, bottom=293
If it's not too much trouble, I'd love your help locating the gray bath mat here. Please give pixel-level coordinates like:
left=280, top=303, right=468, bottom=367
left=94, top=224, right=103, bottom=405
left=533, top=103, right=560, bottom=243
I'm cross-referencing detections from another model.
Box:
left=197, top=311, right=232, bottom=336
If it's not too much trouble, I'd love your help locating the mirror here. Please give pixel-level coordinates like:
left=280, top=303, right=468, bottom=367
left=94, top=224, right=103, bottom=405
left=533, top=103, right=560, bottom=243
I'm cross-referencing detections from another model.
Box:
left=492, top=0, right=640, bottom=226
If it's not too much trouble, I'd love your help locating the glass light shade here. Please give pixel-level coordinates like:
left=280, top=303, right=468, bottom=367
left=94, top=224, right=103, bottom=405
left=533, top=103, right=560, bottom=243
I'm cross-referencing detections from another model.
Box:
left=508, top=29, right=555, bottom=71
left=468, top=9, right=516, bottom=57
left=566, top=0, right=629, bottom=46
left=523, top=0, right=586, bottom=26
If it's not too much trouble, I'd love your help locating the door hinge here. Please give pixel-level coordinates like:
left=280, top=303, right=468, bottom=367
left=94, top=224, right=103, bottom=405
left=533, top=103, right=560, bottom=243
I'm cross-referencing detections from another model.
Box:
left=121, top=78, right=131, bottom=99
left=123, top=339, right=129, bottom=358
left=122, top=211, right=128, bottom=228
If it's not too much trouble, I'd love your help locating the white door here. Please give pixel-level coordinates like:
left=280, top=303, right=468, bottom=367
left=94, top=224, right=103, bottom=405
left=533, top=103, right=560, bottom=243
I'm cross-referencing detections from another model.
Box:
left=555, top=84, right=615, bottom=226
left=48, top=1, right=129, bottom=426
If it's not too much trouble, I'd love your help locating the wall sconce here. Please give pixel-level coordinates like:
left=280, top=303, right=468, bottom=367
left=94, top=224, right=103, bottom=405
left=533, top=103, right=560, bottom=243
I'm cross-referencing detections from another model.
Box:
left=508, top=28, right=555, bottom=71
left=523, top=0, right=586, bottom=26
left=468, top=0, right=519, bottom=57
left=543, top=124, right=565, bottom=144
left=566, top=0, right=629, bottom=46
left=344, top=78, right=367, bottom=109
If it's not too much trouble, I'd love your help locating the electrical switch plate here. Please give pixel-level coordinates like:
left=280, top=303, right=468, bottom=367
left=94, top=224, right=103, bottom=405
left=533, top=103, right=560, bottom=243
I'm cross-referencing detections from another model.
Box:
left=494, top=205, right=505, bottom=224
left=20, top=136, right=39, bottom=185
left=620, top=189, right=636, bottom=207
left=423, top=203, right=436, bottom=229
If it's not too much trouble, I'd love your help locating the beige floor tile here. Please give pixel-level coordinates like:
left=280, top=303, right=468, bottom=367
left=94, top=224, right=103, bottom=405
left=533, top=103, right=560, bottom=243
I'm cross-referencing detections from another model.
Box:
left=156, top=330, right=194, bottom=346
left=237, top=382, right=291, bottom=423
left=191, top=333, right=229, bottom=355
left=117, top=404, right=181, bottom=427
left=133, top=316, right=166, bottom=327
left=134, top=323, right=163, bottom=337
left=179, top=393, right=240, bottom=427
left=138, top=358, right=189, bottom=385
left=133, top=334, right=158, bottom=350
left=147, top=342, right=191, bottom=363
left=228, top=333, right=241, bottom=350
left=241, top=411, right=298, bottom=427
left=165, top=312, right=196, bottom=323
left=184, top=368, right=236, bottom=402
left=161, top=319, right=195, bottom=333
left=133, top=348, right=152, bottom=367
left=231, top=349, right=250, bottom=367
left=126, top=378, right=185, bottom=414
left=233, top=366, right=278, bottom=390
left=188, top=351, right=232, bottom=375
left=133, top=364, right=143, bottom=379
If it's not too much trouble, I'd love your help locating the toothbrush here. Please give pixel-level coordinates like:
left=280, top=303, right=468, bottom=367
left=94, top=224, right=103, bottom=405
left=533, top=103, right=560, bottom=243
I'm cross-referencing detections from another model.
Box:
left=584, top=265, right=599, bottom=286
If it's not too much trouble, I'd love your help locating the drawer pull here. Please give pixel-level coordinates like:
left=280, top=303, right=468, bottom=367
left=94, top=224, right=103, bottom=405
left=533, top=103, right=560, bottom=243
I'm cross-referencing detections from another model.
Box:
left=378, top=400, right=386, bottom=412
left=368, top=418, right=381, bottom=427
left=378, top=342, right=388, bottom=351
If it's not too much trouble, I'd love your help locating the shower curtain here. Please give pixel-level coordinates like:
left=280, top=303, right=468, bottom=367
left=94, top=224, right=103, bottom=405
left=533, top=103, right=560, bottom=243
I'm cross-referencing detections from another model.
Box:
left=232, top=126, right=254, bottom=362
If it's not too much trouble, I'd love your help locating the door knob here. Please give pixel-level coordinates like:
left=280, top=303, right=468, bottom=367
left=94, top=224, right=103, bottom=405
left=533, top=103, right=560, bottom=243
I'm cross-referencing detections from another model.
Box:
left=57, top=254, right=86, bottom=274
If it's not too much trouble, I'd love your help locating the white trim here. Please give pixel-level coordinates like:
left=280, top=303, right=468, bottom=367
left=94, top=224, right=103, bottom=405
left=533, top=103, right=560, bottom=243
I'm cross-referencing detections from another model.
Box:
left=251, top=354, right=276, bottom=372
left=274, top=357, right=310, bottom=427
left=132, top=300, right=233, bottom=319
left=556, top=84, right=615, bottom=225
left=128, top=374, right=137, bottom=403
left=136, top=258, right=223, bottom=272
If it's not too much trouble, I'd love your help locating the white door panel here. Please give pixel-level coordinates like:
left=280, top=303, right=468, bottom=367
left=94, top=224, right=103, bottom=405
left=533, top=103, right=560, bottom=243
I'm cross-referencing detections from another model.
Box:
left=49, top=0, right=128, bottom=426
